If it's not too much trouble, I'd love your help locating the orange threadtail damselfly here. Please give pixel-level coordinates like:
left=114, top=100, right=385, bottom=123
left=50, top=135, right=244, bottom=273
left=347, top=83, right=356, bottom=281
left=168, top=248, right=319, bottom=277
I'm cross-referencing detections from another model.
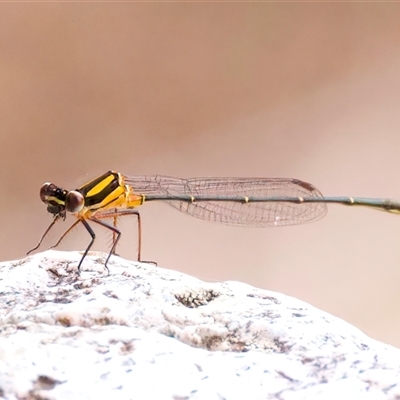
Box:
left=28, top=170, right=400, bottom=274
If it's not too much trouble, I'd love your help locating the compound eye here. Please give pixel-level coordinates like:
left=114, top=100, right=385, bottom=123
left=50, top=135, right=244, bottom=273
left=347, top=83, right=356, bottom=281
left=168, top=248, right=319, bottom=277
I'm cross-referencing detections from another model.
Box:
left=39, top=183, right=54, bottom=203
left=65, top=191, right=84, bottom=213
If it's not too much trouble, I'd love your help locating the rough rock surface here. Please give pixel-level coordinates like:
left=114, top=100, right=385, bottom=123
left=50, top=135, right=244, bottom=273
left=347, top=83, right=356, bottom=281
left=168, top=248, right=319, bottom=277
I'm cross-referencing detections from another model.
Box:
left=0, top=250, right=399, bottom=400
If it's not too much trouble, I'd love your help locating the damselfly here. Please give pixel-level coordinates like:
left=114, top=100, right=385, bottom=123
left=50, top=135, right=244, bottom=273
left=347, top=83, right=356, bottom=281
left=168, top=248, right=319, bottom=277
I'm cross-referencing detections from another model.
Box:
left=28, top=170, right=400, bottom=273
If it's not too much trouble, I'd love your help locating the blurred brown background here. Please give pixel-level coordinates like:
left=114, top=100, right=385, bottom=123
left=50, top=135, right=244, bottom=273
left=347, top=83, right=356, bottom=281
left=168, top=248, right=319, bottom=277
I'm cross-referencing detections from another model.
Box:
left=1, top=4, right=400, bottom=346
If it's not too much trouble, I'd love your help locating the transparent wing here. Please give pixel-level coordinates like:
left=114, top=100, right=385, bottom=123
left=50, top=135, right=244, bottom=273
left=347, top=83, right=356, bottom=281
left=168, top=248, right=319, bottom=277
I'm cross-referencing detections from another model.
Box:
left=123, top=175, right=328, bottom=227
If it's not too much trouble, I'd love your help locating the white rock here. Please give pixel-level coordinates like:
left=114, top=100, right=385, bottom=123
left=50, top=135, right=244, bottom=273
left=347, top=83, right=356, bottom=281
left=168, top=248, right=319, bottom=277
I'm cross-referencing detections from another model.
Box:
left=0, top=250, right=399, bottom=400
